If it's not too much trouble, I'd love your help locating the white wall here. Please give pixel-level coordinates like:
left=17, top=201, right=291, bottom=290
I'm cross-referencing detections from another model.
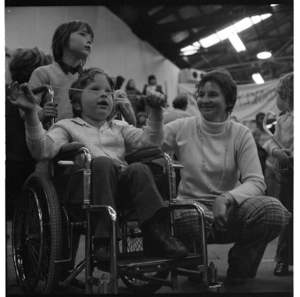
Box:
left=5, top=6, right=180, bottom=103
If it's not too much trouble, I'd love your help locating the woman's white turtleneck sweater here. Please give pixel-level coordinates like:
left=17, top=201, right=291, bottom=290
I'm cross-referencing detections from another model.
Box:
left=162, top=114, right=266, bottom=204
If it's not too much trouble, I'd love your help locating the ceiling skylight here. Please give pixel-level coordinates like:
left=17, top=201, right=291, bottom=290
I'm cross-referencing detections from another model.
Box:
left=180, top=13, right=272, bottom=55
left=200, top=34, right=220, bottom=48
left=228, top=33, right=246, bottom=52
left=252, top=73, right=265, bottom=84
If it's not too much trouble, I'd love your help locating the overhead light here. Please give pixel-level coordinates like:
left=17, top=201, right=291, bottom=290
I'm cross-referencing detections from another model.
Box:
left=271, top=4, right=279, bottom=7
left=257, top=51, right=272, bottom=59
left=192, top=41, right=201, bottom=49
left=193, top=13, right=272, bottom=52
left=261, top=13, right=272, bottom=20
left=217, top=25, right=235, bottom=41
left=252, top=73, right=265, bottom=84
left=182, top=50, right=198, bottom=56
left=234, top=17, right=253, bottom=33
left=228, top=33, right=246, bottom=52
left=180, top=45, right=196, bottom=52
left=200, top=34, right=220, bottom=48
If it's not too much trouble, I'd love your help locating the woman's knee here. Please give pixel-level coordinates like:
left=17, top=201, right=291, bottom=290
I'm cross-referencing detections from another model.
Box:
left=242, top=196, right=291, bottom=228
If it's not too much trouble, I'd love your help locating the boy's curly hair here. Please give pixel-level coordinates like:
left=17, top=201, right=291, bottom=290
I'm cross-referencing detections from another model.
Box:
left=9, top=47, right=53, bottom=84
left=51, top=20, right=94, bottom=65
left=195, top=68, right=237, bottom=114
left=69, top=67, right=116, bottom=119
left=278, top=72, right=293, bottom=110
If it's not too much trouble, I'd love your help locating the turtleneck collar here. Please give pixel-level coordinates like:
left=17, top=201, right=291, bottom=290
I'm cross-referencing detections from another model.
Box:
left=198, top=113, right=230, bottom=134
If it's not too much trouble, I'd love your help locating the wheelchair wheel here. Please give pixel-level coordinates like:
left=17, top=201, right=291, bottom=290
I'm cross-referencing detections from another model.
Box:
left=12, top=172, right=62, bottom=294
left=120, top=219, right=170, bottom=293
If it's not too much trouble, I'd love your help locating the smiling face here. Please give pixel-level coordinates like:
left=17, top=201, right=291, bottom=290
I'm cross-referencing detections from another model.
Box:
left=196, top=81, right=228, bottom=123
left=65, top=26, right=93, bottom=60
left=77, top=74, right=114, bottom=128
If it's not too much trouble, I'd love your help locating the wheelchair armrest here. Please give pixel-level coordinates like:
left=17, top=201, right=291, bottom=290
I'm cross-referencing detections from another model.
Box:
left=53, top=142, right=86, bottom=162
left=125, top=147, right=163, bottom=164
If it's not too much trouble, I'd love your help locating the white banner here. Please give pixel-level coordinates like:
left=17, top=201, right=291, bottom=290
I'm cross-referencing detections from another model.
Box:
left=178, top=79, right=280, bottom=122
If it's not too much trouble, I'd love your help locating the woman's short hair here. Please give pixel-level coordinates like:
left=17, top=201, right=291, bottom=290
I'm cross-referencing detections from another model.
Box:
left=69, top=67, right=115, bottom=118
left=195, top=68, right=237, bottom=114
left=51, top=20, right=94, bottom=65
left=278, top=72, right=293, bottom=110
left=9, top=47, right=53, bottom=84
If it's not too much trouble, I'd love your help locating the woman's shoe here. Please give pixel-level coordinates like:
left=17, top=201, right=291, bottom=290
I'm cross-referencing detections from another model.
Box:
left=274, top=262, right=289, bottom=276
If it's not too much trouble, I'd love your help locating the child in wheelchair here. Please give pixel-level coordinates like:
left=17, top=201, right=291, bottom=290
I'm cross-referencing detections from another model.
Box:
left=8, top=67, right=188, bottom=261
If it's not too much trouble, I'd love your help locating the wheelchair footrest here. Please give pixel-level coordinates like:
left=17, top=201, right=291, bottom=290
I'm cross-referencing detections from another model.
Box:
left=118, top=251, right=202, bottom=275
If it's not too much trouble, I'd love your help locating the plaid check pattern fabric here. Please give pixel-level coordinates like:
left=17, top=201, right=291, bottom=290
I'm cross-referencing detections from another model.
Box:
left=172, top=196, right=291, bottom=278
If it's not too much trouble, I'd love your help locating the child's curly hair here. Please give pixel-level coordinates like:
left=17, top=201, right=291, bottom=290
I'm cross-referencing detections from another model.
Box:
left=69, top=67, right=116, bottom=119
left=195, top=68, right=237, bottom=114
left=277, top=72, right=293, bottom=110
left=9, top=47, right=53, bottom=84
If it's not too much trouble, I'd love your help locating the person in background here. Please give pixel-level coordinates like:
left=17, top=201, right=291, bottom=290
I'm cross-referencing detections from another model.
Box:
left=125, top=79, right=142, bottom=115
left=269, top=72, right=293, bottom=276
left=262, top=121, right=279, bottom=198
left=163, top=93, right=191, bottom=124
left=142, top=74, right=163, bottom=95
left=6, top=47, right=53, bottom=222
left=162, top=68, right=291, bottom=284
left=136, top=112, right=148, bottom=128
left=255, top=112, right=271, bottom=146
left=115, top=75, right=125, bottom=90
left=142, top=75, right=165, bottom=115
left=251, top=129, right=267, bottom=175
left=8, top=67, right=188, bottom=261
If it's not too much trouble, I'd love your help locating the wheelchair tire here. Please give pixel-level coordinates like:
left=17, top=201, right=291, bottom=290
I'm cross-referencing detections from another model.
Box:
left=12, top=172, right=62, bottom=294
left=120, top=220, right=170, bottom=293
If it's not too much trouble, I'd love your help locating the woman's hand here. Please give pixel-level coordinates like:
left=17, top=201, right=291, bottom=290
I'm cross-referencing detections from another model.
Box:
left=212, top=195, right=229, bottom=231
left=7, top=82, right=37, bottom=114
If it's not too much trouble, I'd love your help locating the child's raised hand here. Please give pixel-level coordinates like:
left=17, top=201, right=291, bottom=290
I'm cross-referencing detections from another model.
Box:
left=7, top=82, right=37, bottom=114
left=145, top=90, right=165, bottom=109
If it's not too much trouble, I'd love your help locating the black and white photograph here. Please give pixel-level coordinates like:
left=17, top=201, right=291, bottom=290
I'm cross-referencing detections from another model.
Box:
left=4, top=1, right=295, bottom=296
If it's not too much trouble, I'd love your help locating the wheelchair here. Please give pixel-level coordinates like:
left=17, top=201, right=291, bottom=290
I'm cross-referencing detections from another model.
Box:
left=11, top=86, right=224, bottom=294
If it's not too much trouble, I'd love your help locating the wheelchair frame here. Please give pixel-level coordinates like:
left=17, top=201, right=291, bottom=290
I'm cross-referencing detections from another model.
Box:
left=11, top=85, right=224, bottom=294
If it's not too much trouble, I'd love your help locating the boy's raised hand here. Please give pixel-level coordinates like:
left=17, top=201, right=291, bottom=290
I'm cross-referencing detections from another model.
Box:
left=7, top=82, right=37, bottom=114
left=145, top=90, right=165, bottom=109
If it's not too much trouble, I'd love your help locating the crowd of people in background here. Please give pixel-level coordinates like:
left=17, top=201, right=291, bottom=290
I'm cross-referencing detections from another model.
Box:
left=5, top=19, right=293, bottom=289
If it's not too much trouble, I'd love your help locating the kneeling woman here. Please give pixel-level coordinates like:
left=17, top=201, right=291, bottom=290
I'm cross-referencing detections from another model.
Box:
left=162, top=68, right=291, bottom=283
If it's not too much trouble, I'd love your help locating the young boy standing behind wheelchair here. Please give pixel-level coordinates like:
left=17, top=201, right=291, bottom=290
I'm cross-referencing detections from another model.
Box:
left=269, top=72, right=293, bottom=276
left=8, top=67, right=188, bottom=261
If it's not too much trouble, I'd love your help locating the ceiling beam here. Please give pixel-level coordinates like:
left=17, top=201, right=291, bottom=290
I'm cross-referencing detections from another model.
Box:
left=172, top=5, right=292, bottom=50
left=194, top=55, right=293, bottom=71
left=159, top=5, right=291, bottom=33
